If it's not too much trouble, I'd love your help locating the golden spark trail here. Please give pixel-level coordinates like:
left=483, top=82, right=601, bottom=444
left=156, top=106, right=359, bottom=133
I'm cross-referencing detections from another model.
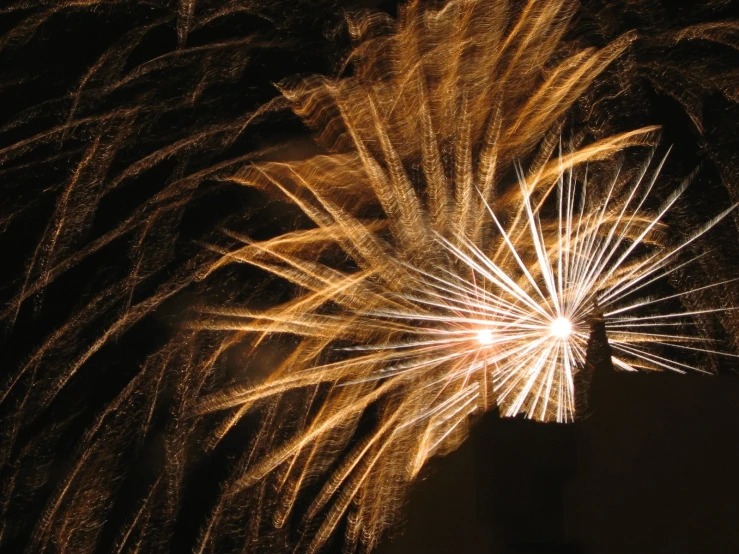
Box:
left=187, top=2, right=739, bottom=549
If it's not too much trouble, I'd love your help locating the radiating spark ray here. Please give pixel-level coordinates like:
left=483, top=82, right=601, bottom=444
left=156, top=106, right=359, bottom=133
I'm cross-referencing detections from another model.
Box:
left=604, top=277, right=739, bottom=317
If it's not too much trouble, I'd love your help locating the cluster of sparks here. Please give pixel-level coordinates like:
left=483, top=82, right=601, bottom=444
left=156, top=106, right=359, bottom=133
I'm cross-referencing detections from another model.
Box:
left=190, top=2, right=738, bottom=549
left=199, top=150, right=736, bottom=528
left=1, top=0, right=738, bottom=553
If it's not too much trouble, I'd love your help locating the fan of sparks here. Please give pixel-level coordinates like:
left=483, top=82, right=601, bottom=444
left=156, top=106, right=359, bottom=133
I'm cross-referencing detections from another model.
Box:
left=200, top=150, right=737, bottom=428
left=1, top=0, right=739, bottom=552
left=195, top=147, right=738, bottom=552
left=186, top=2, right=739, bottom=551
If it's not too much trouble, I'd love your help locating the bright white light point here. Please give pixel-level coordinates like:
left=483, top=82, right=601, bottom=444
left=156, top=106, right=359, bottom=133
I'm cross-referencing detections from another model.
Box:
left=476, top=329, right=494, bottom=346
left=550, top=317, right=572, bottom=339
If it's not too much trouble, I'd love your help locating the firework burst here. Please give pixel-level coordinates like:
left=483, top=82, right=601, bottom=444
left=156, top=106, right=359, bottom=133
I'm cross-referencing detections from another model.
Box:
left=1, top=0, right=738, bottom=553
left=188, top=2, right=737, bottom=550
left=194, top=145, right=737, bottom=551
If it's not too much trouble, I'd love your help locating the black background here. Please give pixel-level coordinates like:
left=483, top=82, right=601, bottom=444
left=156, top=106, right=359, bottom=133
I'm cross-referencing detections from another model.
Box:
left=2, top=1, right=739, bottom=553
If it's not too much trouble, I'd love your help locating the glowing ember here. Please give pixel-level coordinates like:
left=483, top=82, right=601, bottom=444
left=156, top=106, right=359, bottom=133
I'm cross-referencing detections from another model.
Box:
left=476, top=329, right=495, bottom=345
left=550, top=317, right=572, bottom=339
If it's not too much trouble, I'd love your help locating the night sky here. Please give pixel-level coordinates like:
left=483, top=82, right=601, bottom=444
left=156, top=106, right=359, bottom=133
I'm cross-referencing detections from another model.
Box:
left=2, top=1, right=739, bottom=553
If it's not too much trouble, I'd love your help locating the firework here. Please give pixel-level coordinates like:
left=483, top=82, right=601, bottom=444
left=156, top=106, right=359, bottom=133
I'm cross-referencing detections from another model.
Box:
left=188, top=2, right=737, bottom=551
left=1, top=0, right=738, bottom=553
left=193, top=148, right=737, bottom=551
